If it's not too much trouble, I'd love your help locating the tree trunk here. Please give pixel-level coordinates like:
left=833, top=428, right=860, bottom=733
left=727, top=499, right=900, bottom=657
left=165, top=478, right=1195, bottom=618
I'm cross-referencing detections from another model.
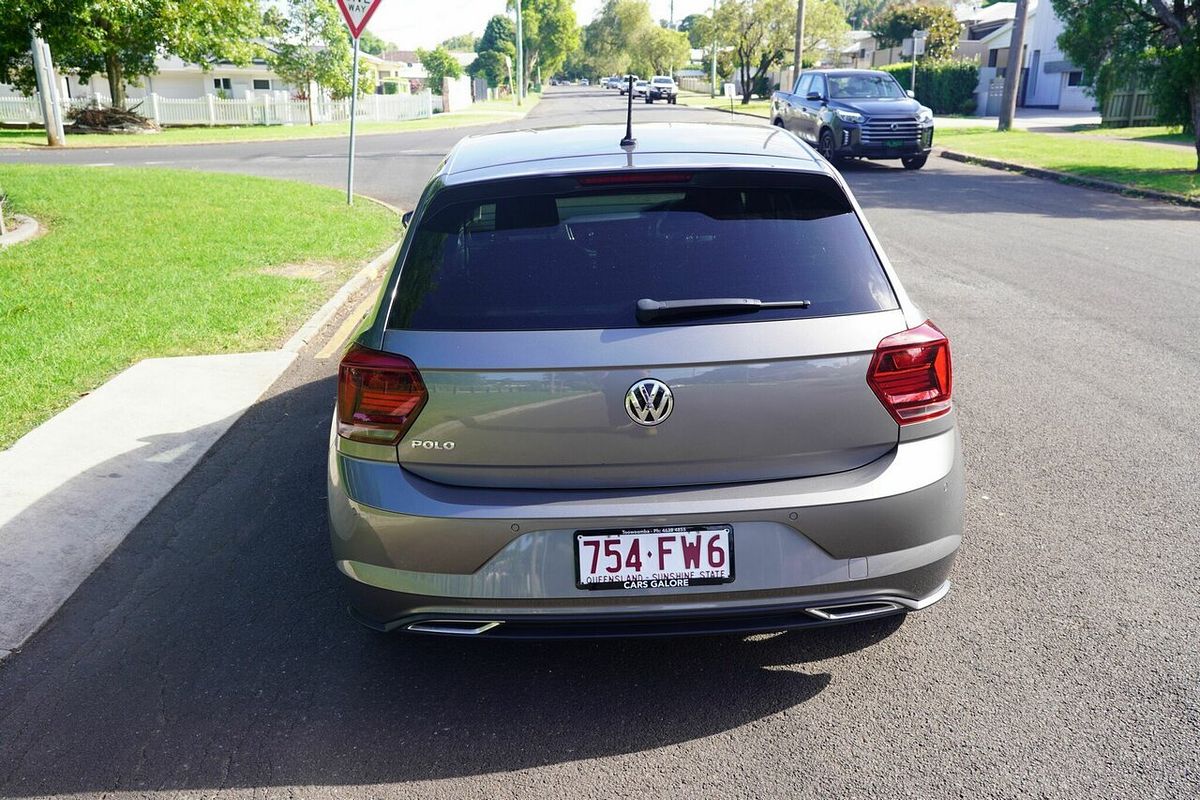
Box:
left=740, top=48, right=752, bottom=104
left=792, top=1, right=806, bottom=82
left=749, top=54, right=772, bottom=106
left=104, top=51, right=125, bottom=107
left=1191, top=85, right=1200, bottom=172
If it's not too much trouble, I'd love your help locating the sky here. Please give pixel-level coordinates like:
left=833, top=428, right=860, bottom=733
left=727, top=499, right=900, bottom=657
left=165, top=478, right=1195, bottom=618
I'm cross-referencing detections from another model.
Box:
left=366, top=0, right=716, bottom=50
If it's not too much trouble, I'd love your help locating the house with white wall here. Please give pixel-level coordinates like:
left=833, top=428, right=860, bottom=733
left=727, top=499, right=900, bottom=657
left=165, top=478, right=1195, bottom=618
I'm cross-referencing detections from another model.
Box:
left=61, top=54, right=297, bottom=102
left=971, top=0, right=1096, bottom=114
left=2, top=48, right=410, bottom=103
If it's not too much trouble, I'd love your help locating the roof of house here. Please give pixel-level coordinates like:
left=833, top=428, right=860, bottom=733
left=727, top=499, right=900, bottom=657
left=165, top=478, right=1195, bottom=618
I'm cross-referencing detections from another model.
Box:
left=956, top=2, right=1017, bottom=24
left=382, top=49, right=421, bottom=65
left=440, top=123, right=827, bottom=185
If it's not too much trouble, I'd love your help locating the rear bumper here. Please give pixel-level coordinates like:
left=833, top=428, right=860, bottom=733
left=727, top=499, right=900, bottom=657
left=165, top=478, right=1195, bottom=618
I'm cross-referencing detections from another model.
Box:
left=347, top=574, right=953, bottom=639
left=328, top=425, right=964, bottom=634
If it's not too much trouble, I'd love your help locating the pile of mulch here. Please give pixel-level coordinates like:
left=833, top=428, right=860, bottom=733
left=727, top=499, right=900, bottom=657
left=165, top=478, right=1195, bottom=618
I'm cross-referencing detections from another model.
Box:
left=66, top=104, right=161, bottom=135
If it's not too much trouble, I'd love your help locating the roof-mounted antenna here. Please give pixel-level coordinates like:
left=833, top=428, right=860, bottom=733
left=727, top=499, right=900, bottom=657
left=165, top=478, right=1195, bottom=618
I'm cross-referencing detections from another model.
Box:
left=620, top=74, right=636, bottom=148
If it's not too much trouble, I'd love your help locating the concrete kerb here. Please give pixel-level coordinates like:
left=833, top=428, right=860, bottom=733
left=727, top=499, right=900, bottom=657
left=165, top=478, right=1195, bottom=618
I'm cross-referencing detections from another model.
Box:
left=938, top=148, right=1200, bottom=209
left=0, top=206, right=402, bottom=661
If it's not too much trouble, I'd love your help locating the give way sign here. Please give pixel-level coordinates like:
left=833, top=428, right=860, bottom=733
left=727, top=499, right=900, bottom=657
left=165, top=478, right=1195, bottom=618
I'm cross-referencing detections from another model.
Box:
left=336, top=0, right=383, bottom=40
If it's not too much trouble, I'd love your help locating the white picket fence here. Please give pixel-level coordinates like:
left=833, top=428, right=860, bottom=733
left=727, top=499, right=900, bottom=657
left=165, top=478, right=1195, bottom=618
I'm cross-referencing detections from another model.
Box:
left=0, top=90, right=435, bottom=127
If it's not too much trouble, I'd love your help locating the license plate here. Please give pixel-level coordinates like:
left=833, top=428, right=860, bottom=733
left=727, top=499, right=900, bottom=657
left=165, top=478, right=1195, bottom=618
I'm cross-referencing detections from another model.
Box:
left=886, top=139, right=905, bottom=148
left=574, top=525, right=734, bottom=590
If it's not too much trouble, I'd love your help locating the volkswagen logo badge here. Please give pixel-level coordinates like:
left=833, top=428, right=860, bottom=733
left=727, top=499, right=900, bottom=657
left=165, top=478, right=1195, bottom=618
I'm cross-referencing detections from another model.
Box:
left=625, top=379, right=674, bottom=426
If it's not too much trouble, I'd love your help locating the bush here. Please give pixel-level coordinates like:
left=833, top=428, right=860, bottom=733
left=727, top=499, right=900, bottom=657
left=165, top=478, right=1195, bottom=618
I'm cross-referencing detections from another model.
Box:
left=880, top=59, right=980, bottom=115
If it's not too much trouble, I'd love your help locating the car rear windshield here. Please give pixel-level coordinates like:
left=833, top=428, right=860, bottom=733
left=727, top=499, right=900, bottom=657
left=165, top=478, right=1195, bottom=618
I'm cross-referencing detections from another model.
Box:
left=388, top=171, right=897, bottom=331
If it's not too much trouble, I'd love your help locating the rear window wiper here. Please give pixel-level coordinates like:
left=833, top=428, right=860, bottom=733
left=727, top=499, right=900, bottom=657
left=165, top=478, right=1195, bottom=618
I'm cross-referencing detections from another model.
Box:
left=636, top=297, right=811, bottom=324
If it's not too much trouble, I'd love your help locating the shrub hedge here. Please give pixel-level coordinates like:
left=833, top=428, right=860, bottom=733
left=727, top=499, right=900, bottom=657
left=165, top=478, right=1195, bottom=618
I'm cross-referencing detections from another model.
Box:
left=880, top=59, right=980, bottom=116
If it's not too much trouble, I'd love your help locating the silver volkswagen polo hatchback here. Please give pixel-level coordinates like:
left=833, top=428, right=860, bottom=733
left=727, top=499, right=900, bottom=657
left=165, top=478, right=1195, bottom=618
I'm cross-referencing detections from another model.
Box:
left=327, top=122, right=963, bottom=638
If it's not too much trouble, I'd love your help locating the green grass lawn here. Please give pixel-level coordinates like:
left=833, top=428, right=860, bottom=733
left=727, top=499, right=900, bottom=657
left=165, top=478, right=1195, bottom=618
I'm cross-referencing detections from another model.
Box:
left=935, top=127, right=1200, bottom=199
left=674, top=92, right=772, bottom=118
left=0, top=94, right=539, bottom=149
left=1066, top=124, right=1194, bottom=146
left=0, top=165, right=399, bottom=448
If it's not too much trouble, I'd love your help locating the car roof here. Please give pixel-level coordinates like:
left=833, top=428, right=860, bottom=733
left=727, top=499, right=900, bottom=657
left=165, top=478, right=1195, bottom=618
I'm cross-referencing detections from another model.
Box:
left=441, top=123, right=826, bottom=185
left=807, top=69, right=891, bottom=77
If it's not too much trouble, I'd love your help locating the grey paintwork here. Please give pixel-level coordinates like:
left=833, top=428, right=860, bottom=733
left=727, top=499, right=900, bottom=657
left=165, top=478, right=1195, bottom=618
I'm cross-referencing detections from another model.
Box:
left=392, top=311, right=903, bottom=490
left=329, top=426, right=962, bottom=572
left=329, top=121, right=962, bottom=631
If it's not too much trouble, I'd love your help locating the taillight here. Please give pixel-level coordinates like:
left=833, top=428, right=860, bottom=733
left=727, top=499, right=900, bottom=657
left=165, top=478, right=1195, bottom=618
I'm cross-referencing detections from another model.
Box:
left=337, top=344, right=428, bottom=444
left=867, top=321, right=952, bottom=424
left=577, top=172, right=693, bottom=186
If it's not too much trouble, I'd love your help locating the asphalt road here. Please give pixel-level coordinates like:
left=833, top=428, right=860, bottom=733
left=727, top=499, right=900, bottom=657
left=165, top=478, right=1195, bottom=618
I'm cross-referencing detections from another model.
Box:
left=1, top=86, right=1198, bottom=798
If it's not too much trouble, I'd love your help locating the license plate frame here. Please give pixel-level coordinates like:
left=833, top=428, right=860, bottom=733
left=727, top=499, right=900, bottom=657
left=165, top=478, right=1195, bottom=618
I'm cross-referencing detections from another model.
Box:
left=574, top=525, right=735, bottom=591
left=885, top=138, right=905, bottom=148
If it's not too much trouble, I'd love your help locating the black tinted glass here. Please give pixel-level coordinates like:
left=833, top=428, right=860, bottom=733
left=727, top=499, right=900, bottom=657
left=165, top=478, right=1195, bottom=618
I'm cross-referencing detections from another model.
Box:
left=388, top=175, right=897, bottom=331
left=829, top=74, right=905, bottom=99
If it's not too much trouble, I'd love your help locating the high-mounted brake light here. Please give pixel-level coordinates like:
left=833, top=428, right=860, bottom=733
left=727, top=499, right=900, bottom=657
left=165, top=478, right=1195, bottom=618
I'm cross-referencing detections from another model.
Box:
left=577, top=172, right=693, bottom=186
left=337, top=344, right=428, bottom=444
left=867, top=321, right=952, bottom=425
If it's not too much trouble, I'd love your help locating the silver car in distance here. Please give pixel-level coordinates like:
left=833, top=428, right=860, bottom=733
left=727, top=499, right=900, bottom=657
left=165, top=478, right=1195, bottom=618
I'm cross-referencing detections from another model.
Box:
left=327, top=122, right=963, bottom=639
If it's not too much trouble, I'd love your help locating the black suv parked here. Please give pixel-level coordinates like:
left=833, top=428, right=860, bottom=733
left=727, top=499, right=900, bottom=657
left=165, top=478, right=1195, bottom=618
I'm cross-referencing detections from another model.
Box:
left=771, top=69, right=934, bottom=169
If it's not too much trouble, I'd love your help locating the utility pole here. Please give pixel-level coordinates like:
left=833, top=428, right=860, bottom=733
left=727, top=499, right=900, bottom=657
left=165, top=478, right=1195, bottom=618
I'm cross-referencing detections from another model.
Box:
left=710, top=0, right=718, bottom=98
left=347, top=34, right=360, bottom=205
left=792, top=1, right=806, bottom=91
left=515, top=0, right=525, bottom=105
left=998, top=0, right=1030, bottom=131
left=30, top=32, right=65, bottom=147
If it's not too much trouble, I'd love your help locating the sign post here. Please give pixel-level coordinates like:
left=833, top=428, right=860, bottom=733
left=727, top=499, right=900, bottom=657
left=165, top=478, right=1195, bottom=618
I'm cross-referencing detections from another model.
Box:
left=906, top=29, right=928, bottom=95
left=335, top=0, right=384, bottom=205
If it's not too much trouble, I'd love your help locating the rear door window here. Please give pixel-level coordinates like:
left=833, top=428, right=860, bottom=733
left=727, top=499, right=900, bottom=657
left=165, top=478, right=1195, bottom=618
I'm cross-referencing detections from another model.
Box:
left=388, top=172, right=897, bottom=331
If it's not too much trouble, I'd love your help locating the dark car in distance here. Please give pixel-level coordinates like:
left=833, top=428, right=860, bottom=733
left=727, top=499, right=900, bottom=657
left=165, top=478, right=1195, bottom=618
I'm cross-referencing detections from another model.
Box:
left=772, top=69, right=934, bottom=169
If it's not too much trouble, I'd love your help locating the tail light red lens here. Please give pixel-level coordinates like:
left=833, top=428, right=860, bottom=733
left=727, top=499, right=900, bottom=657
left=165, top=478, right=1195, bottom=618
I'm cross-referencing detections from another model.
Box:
left=337, top=345, right=428, bottom=444
left=867, top=321, right=953, bottom=425
left=577, top=172, right=693, bottom=186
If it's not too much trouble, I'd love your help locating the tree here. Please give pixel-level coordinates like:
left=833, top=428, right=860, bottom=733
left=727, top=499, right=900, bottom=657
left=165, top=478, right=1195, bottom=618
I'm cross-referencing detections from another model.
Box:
left=358, top=30, right=396, bottom=56
left=637, top=24, right=691, bottom=74
left=872, top=2, right=960, bottom=60
left=680, top=13, right=710, bottom=48
left=804, top=0, right=852, bottom=55
left=478, top=14, right=518, bottom=55
left=0, top=0, right=262, bottom=107
left=713, top=0, right=799, bottom=104
left=836, top=0, right=896, bottom=29
left=509, top=0, right=581, bottom=87
left=442, top=32, right=479, bottom=51
left=470, top=15, right=517, bottom=88
left=416, top=45, right=463, bottom=95
left=1052, top=0, right=1200, bottom=170
left=581, top=0, right=661, bottom=76
left=266, top=0, right=372, bottom=125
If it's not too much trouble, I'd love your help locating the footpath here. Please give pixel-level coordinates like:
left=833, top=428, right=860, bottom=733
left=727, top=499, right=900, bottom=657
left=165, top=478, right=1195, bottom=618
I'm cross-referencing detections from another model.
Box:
left=0, top=240, right=399, bottom=659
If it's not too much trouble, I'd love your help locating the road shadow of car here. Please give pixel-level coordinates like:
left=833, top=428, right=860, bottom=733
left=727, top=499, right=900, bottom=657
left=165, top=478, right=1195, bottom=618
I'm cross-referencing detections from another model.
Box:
left=0, top=372, right=904, bottom=795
